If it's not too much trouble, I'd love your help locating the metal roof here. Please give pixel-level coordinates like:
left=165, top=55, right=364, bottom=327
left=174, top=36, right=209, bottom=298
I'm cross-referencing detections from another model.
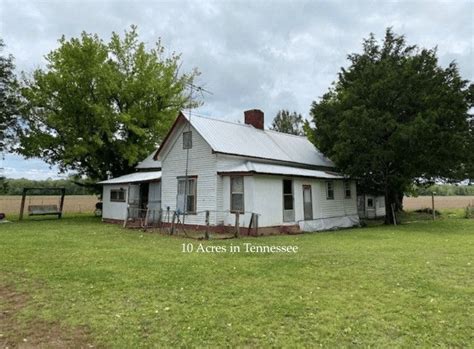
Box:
left=182, top=112, right=334, bottom=168
left=98, top=171, right=162, bottom=185
left=136, top=150, right=162, bottom=170
left=218, top=161, right=344, bottom=179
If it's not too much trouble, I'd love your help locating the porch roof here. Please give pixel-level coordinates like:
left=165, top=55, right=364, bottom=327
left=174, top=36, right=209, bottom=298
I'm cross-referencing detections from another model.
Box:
left=218, top=161, right=345, bottom=180
left=98, top=171, right=162, bottom=185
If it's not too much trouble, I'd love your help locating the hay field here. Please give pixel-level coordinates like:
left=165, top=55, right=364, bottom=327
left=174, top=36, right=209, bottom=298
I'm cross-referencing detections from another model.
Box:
left=404, top=195, right=474, bottom=210
left=0, top=195, right=98, bottom=215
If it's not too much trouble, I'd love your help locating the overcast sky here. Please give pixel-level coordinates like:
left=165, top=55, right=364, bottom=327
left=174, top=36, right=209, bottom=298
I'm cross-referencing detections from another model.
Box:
left=1, top=0, right=473, bottom=179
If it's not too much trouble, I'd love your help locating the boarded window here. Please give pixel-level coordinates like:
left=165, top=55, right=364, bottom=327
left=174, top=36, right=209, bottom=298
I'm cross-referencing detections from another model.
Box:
left=326, top=181, right=334, bottom=200
left=344, top=181, right=351, bottom=198
left=177, top=177, right=197, bottom=213
left=110, top=188, right=126, bottom=202
left=183, top=131, right=192, bottom=149
left=230, top=176, right=244, bottom=213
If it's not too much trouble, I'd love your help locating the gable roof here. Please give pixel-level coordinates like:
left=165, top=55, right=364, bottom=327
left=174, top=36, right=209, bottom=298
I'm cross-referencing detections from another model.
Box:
left=135, top=151, right=162, bottom=170
left=155, top=112, right=334, bottom=168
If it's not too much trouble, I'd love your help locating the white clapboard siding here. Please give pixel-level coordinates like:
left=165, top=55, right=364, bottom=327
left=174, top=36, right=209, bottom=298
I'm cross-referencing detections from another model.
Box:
left=102, top=184, right=128, bottom=220
left=161, top=122, right=218, bottom=225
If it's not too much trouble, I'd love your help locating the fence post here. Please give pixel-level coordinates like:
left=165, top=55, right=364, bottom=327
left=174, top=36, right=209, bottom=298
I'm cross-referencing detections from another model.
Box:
left=234, top=212, right=240, bottom=238
left=19, top=188, right=26, bottom=221
left=204, top=210, right=210, bottom=240
left=432, top=192, right=436, bottom=220
left=123, top=207, right=129, bottom=228
left=391, top=203, right=397, bottom=226
left=255, top=214, right=259, bottom=236
left=248, top=213, right=254, bottom=236
left=171, top=212, right=176, bottom=235
left=143, top=207, right=150, bottom=231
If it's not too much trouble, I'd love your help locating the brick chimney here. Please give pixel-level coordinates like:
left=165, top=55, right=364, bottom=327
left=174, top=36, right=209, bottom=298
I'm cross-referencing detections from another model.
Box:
left=244, top=109, right=264, bottom=130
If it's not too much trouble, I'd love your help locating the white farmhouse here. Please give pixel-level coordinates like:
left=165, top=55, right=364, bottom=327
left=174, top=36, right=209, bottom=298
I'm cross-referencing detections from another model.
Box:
left=153, top=109, right=360, bottom=234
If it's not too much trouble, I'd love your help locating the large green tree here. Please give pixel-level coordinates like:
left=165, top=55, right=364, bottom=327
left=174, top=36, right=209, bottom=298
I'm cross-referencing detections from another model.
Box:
left=17, top=26, right=198, bottom=180
left=0, top=38, right=19, bottom=152
left=306, top=29, right=473, bottom=224
left=270, top=109, right=304, bottom=135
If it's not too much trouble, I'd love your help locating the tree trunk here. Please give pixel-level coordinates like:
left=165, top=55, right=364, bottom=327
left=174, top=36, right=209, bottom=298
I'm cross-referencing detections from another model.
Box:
left=384, top=184, right=396, bottom=225
left=384, top=186, right=403, bottom=224
left=396, top=190, right=404, bottom=212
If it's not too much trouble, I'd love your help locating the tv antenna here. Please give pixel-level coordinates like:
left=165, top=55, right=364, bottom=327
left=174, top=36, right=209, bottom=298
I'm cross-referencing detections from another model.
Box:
left=181, top=82, right=212, bottom=226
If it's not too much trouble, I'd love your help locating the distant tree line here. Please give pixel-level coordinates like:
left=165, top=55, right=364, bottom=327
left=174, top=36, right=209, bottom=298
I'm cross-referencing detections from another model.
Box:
left=410, top=184, right=474, bottom=197
left=0, top=178, right=97, bottom=195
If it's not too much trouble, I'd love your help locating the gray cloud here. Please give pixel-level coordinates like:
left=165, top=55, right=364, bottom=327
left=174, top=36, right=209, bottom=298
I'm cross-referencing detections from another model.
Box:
left=0, top=0, right=472, bottom=178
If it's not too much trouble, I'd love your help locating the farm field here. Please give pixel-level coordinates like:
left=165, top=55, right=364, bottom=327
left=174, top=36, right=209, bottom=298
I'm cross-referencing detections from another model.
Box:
left=0, top=195, right=98, bottom=215
left=1, top=195, right=472, bottom=216
left=403, top=195, right=474, bottom=210
left=0, top=212, right=473, bottom=348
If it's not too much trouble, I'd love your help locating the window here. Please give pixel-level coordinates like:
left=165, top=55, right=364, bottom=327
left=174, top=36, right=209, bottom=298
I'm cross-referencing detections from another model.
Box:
left=230, top=176, right=244, bottom=213
left=326, top=181, right=334, bottom=200
left=177, top=177, right=197, bottom=214
left=183, top=131, right=192, bottom=149
left=344, top=181, right=351, bottom=198
left=367, top=198, right=374, bottom=208
left=283, top=179, right=295, bottom=222
left=110, top=188, right=126, bottom=202
left=283, top=179, right=293, bottom=210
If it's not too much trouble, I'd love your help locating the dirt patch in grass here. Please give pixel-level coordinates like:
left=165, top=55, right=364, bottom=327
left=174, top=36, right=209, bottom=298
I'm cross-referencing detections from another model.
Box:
left=0, top=283, right=96, bottom=349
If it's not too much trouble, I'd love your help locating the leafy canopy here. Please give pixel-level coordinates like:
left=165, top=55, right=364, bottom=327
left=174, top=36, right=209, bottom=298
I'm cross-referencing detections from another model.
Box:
left=0, top=38, right=19, bottom=153
left=306, top=28, right=473, bottom=222
left=17, top=26, right=198, bottom=180
left=270, top=109, right=305, bottom=135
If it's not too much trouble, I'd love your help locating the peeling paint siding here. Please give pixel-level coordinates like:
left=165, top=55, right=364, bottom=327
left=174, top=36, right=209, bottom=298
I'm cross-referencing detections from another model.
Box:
left=102, top=184, right=128, bottom=220
left=161, top=123, right=218, bottom=225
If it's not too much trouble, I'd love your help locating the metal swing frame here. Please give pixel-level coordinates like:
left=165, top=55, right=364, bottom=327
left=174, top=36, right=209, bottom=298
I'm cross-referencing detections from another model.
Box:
left=19, top=187, right=66, bottom=220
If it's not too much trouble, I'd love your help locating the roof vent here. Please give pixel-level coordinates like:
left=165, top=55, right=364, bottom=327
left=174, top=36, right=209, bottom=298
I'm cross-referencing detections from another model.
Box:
left=244, top=109, right=264, bottom=130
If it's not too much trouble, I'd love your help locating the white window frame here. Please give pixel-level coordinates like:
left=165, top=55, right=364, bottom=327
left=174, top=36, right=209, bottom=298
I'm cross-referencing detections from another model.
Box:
left=183, top=131, right=192, bottom=149
left=177, top=177, right=197, bottom=214
left=230, top=176, right=245, bottom=213
left=283, top=179, right=295, bottom=222
left=326, top=181, right=334, bottom=200
left=344, top=181, right=351, bottom=199
left=110, top=188, right=126, bottom=202
left=367, top=197, right=374, bottom=208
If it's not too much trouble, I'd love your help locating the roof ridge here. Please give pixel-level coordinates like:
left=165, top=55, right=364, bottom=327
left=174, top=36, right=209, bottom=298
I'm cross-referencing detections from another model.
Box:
left=183, top=112, right=255, bottom=129
left=264, top=128, right=308, bottom=139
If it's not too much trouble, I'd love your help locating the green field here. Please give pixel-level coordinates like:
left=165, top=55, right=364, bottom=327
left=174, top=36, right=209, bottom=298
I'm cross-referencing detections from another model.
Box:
left=1, top=213, right=473, bottom=348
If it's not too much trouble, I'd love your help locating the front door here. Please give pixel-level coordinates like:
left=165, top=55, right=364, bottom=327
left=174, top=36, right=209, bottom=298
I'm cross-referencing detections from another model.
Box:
left=303, top=185, right=313, bottom=220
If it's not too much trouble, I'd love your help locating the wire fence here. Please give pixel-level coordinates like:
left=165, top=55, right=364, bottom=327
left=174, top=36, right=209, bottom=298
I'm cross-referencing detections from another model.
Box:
left=123, top=207, right=260, bottom=240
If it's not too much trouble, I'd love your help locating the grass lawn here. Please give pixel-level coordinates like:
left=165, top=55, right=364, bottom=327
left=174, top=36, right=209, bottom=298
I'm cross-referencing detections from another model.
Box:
left=0, top=213, right=473, bottom=348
